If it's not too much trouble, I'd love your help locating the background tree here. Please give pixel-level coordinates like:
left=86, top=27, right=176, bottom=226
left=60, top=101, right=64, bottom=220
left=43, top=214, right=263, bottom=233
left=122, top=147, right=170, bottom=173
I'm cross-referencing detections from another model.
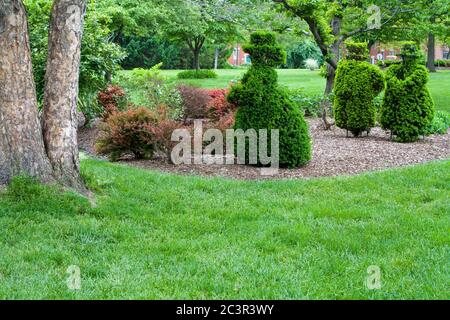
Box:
left=273, top=0, right=417, bottom=128
left=162, top=0, right=248, bottom=70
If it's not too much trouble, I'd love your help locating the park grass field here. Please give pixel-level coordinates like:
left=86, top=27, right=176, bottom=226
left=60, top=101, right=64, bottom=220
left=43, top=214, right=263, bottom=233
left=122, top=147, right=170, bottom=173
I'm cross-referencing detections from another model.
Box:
left=0, top=159, right=449, bottom=299
left=146, top=69, right=449, bottom=113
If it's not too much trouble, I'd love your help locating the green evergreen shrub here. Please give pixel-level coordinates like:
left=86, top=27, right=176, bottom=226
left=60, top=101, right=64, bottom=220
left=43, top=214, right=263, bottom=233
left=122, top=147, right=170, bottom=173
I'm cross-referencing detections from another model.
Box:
left=380, top=42, right=435, bottom=142
left=177, top=70, right=218, bottom=79
left=334, top=42, right=385, bottom=137
left=228, top=31, right=311, bottom=168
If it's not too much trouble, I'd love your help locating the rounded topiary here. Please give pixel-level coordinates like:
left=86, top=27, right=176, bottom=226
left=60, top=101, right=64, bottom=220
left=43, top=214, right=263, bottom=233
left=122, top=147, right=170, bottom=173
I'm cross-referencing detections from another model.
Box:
left=334, top=42, right=385, bottom=137
left=227, top=31, right=311, bottom=168
left=380, top=42, right=435, bottom=142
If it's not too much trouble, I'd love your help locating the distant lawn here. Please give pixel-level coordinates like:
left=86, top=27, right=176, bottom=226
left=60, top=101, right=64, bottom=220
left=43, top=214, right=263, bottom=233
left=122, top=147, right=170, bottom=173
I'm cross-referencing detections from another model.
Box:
left=146, top=69, right=449, bottom=113
left=0, top=159, right=449, bottom=299
left=428, top=70, right=450, bottom=113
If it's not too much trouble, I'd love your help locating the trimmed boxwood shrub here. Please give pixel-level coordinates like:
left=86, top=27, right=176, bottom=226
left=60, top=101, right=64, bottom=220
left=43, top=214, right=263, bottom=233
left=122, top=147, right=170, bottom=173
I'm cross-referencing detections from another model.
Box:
left=177, top=69, right=218, bottom=79
left=334, top=42, right=385, bottom=137
left=380, top=42, right=435, bottom=142
left=228, top=31, right=311, bottom=168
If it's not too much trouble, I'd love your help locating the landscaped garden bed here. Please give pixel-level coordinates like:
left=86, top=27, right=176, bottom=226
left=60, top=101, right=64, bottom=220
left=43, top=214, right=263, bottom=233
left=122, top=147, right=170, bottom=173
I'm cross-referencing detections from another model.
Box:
left=78, top=118, right=450, bottom=179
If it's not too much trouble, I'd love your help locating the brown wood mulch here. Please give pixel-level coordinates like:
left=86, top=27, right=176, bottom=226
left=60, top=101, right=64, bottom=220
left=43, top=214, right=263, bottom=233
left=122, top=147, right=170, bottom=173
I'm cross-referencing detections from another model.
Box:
left=78, top=119, right=450, bottom=180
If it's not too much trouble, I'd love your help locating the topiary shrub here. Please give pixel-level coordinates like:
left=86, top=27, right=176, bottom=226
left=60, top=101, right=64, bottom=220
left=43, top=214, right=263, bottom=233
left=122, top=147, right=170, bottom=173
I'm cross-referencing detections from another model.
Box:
left=334, top=42, right=385, bottom=137
left=228, top=31, right=311, bottom=168
left=177, top=69, right=218, bottom=79
left=380, top=42, right=435, bottom=142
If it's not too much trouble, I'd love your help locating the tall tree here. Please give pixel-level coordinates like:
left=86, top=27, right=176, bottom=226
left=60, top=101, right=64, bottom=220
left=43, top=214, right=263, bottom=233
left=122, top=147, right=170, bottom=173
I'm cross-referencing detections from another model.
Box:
left=163, top=0, right=246, bottom=70
left=0, top=0, right=54, bottom=184
left=42, top=0, right=87, bottom=189
left=0, top=0, right=87, bottom=189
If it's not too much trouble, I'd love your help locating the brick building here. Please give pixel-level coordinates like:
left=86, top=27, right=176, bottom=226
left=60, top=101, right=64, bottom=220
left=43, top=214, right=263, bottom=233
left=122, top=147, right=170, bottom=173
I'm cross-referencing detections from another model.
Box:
left=227, top=44, right=251, bottom=67
left=369, top=42, right=449, bottom=64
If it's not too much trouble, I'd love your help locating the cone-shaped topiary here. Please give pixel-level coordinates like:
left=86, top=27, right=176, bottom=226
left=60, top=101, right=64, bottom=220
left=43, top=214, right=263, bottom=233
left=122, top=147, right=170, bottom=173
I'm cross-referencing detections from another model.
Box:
left=334, top=42, right=385, bottom=137
left=380, top=42, right=435, bottom=142
left=227, top=31, right=311, bottom=168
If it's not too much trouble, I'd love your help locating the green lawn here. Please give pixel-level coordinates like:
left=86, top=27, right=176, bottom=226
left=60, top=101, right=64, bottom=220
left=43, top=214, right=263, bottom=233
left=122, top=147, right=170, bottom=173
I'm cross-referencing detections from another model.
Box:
left=0, top=159, right=449, bottom=299
left=144, top=69, right=449, bottom=113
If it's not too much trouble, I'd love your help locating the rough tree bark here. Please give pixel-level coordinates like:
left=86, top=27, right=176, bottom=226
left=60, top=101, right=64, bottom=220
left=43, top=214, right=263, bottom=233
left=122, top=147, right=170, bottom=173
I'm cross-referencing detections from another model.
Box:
left=0, top=0, right=54, bottom=185
left=42, top=0, right=87, bottom=189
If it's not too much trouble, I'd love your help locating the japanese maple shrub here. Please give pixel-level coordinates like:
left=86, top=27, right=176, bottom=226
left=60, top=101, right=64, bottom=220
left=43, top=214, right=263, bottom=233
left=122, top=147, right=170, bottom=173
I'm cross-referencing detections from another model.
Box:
left=228, top=31, right=311, bottom=168
left=380, top=42, right=435, bottom=142
left=334, top=42, right=385, bottom=137
left=96, top=107, right=158, bottom=161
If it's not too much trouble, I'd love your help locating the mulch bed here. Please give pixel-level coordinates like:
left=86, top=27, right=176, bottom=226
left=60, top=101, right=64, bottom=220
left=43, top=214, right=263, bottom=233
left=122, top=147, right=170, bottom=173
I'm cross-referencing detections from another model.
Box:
left=78, top=119, right=450, bottom=180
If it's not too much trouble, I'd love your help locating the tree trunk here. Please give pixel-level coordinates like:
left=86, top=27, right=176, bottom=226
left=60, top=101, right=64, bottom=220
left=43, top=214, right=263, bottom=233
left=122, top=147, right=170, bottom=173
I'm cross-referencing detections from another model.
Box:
left=42, top=0, right=87, bottom=190
left=427, top=32, right=436, bottom=72
left=320, top=15, right=341, bottom=129
left=0, top=0, right=54, bottom=185
left=193, top=49, right=201, bottom=70
left=214, top=47, right=219, bottom=70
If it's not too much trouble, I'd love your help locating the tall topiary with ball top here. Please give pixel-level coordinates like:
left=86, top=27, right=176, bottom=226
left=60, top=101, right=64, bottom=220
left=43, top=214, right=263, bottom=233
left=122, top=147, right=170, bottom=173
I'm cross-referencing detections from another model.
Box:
left=380, top=42, right=435, bottom=142
left=227, top=32, right=311, bottom=168
left=334, top=42, right=385, bottom=137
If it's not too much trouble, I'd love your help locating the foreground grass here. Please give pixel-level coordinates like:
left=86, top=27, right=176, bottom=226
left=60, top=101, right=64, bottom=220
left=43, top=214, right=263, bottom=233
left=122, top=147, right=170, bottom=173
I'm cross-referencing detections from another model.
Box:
left=147, top=69, right=449, bottom=113
left=0, top=160, right=449, bottom=299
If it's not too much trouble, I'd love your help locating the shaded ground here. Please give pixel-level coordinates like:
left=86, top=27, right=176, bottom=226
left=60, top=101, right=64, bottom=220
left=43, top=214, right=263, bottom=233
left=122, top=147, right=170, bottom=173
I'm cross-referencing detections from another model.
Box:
left=78, top=119, right=450, bottom=180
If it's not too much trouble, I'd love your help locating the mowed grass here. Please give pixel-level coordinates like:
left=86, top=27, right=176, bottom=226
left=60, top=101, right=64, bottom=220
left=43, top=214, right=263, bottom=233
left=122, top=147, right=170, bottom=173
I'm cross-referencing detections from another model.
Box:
left=0, top=159, right=449, bottom=299
left=144, top=69, right=449, bottom=112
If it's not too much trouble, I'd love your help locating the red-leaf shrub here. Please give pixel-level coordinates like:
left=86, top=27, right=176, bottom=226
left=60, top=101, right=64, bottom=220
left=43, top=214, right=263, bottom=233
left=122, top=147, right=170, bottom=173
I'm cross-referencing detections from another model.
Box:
left=178, top=85, right=212, bottom=121
left=98, top=85, right=127, bottom=119
left=205, top=89, right=236, bottom=120
left=154, top=119, right=187, bottom=163
left=96, top=107, right=158, bottom=161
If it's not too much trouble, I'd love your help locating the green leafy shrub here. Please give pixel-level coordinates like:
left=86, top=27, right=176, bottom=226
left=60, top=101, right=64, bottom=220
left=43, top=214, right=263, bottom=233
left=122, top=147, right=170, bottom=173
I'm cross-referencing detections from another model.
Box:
left=424, top=111, right=450, bottom=135
left=77, top=90, right=103, bottom=124
left=381, top=42, right=435, bottom=142
left=116, top=65, right=183, bottom=120
left=288, top=89, right=324, bottom=117
left=25, top=0, right=126, bottom=102
left=435, top=59, right=450, bottom=67
left=334, top=42, right=385, bottom=137
left=228, top=31, right=311, bottom=168
left=96, top=108, right=159, bottom=161
left=177, top=70, right=218, bottom=79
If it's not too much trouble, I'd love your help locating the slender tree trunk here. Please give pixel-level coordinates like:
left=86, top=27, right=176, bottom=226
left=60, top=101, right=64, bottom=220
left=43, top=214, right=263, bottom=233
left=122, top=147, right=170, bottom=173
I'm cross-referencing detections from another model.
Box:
left=0, top=0, right=54, bottom=185
left=427, top=32, right=436, bottom=72
left=42, top=0, right=87, bottom=190
left=321, top=15, right=341, bottom=129
left=193, top=49, right=201, bottom=70
left=214, top=47, right=219, bottom=70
